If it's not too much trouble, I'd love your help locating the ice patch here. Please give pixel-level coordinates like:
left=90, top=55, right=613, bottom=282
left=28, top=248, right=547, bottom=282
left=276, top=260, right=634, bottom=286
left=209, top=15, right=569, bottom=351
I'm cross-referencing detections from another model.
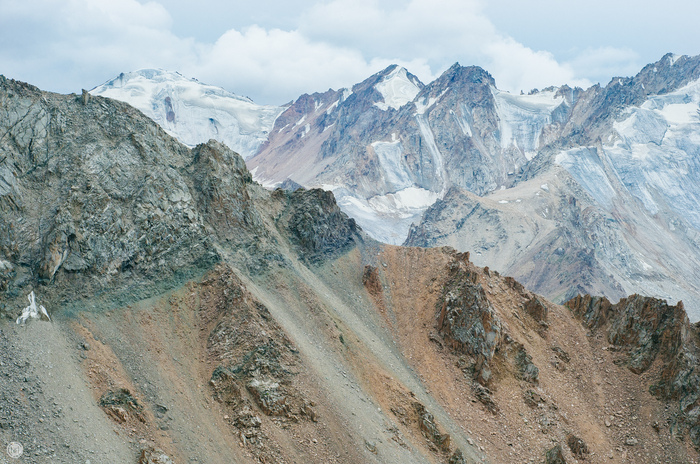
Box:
left=555, top=147, right=617, bottom=208
left=374, top=67, right=421, bottom=111
left=16, top=291, right=50, bottom=325
left=414, top=97, right=437, bottom=115
left=334, top=187, right=439, bottom=244
left=540, top=184, right=549, bottom=192
left=326, top=100, right=340, bottom=114
left=603, top=76, right=700, bottom=225
left=492, top=87, right=565, bottom=160
left=371, top=140, right=412, bottom=189
left=90, top=69, right=284, bottom=159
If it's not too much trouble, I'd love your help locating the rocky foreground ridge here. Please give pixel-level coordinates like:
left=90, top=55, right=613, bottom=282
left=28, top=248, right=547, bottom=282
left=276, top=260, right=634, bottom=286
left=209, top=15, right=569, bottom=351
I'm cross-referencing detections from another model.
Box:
left=1, top=76, right=700, bottom=463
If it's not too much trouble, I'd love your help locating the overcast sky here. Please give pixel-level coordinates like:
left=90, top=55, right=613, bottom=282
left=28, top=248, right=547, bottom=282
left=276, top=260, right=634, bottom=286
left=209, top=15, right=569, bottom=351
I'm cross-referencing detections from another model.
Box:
left=2, top=0, right=699, bottom=105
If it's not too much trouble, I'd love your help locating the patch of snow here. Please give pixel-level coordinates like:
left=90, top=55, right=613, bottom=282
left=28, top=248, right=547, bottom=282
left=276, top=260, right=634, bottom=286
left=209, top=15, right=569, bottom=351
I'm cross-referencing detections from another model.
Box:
left=300, top=123, right=311, bottom=138
left=540, top=184, right=549, bottom=192
left=657, top=103, right=698, bottom=125
left=414, top=97, right=438, bottom=115
left=491, top=87, right=565, bottom=160
left=250, top=167, right=280, bottom=189
left=334, top=186, right=439, bottom=244
left=16, top=291, right=50, bottom=325
left=294, top=115, right=307, bottom=127
left=342, top=88, right=352, bottom=101
left=90, top=69, right=284, bottom=159
left=371, top=140, right=412, bottom=189
left=498, top=200, right=508, bottom=204
left=326, top=100, right=340, bottom=114
left=374, top=67, right=421, bottom=111
left=451, top=103, right=473, bottom=137
left=670, top=54, right=682, bottom=66
left=555, top=147, right=617, bottom=208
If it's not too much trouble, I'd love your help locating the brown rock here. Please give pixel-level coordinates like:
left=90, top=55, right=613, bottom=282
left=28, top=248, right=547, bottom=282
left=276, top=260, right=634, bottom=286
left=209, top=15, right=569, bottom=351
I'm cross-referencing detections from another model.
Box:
left=545, top=444, right=567, bottom=464
left=139, top=447, right=174, bottom=464
left=566, top=433, right=589, bottom=458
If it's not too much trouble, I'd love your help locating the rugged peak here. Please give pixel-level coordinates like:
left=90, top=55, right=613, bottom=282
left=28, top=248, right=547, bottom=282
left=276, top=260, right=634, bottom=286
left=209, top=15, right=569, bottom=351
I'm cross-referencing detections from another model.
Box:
left=628, top=52, right=700, bottom=96
left=95, top=68, right=197, bottom=87
left=435, top=63, right=496, bottom=88
left=372, top=65, right=423, bottom=111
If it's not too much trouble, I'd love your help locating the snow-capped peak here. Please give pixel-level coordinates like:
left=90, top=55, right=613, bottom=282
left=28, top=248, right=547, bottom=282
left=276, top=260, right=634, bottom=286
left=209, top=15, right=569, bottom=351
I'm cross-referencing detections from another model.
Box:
left=91, top=69, right=284, bottom=159
left=374, top=66, right=421, bottom=111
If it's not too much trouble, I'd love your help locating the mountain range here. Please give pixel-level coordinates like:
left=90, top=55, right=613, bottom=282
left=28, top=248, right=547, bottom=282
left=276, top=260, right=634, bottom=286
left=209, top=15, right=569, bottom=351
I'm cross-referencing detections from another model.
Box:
left=3, top=73, right=700, bottom=463
left=92, top=55, right=700, bottom=321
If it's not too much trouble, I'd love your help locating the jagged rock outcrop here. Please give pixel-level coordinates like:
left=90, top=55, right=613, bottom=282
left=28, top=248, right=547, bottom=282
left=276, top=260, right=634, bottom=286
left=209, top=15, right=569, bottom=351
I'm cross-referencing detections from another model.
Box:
left=274, top=187, right=360, bottom=263
left=567, top=293, right=700, bottom=446
left=435, top=251, right=545, bottom=390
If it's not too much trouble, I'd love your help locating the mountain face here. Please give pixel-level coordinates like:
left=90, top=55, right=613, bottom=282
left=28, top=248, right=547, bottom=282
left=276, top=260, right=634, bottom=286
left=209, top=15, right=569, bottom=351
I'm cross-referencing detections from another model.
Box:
left=90, top=69, right=284, bottom=159
left=247, top=54, right=700, bottom=320
left=248, top=63, right=575, bottom=243
left=4, top=75, right=700, bottom=463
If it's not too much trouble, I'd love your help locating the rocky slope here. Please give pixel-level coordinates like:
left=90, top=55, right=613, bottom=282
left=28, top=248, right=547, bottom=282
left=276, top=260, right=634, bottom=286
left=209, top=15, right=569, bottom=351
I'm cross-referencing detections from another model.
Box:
left=2, top=76, right=700, bottom=464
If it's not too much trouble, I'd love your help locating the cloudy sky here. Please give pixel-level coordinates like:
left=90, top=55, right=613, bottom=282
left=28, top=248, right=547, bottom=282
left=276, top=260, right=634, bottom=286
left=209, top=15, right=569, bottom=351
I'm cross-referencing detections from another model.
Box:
left=2, top=0, right=699, bottom=105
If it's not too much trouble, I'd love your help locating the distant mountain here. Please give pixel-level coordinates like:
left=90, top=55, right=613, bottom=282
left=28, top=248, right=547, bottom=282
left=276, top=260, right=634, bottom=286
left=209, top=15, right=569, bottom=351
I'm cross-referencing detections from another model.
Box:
left=248, top=63, right=574, bottom=243
left=90, top=69, right=284, bottom=159
left=247, top=54, right=700, bottom=320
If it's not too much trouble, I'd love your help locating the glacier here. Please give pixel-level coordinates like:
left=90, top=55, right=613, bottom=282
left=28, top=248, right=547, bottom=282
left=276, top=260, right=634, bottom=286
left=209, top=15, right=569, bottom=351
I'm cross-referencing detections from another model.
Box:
left=492, top=88, right=565, bottom=160
left=91, top=69, right=284, bottom=159
left=374, top=66, right=421, bottom=111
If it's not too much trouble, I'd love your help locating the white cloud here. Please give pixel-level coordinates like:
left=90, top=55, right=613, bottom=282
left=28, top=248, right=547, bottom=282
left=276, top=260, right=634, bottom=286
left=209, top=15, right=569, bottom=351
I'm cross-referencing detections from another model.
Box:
left=297, top=0, right=591, bottom=93
left=188, top=26, right=433, bottom=103
left=566, top=47, right=641, bottom=87
left=0, top=0, right=650, bottom=104
left=484, top=38, right=592, bottom=93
